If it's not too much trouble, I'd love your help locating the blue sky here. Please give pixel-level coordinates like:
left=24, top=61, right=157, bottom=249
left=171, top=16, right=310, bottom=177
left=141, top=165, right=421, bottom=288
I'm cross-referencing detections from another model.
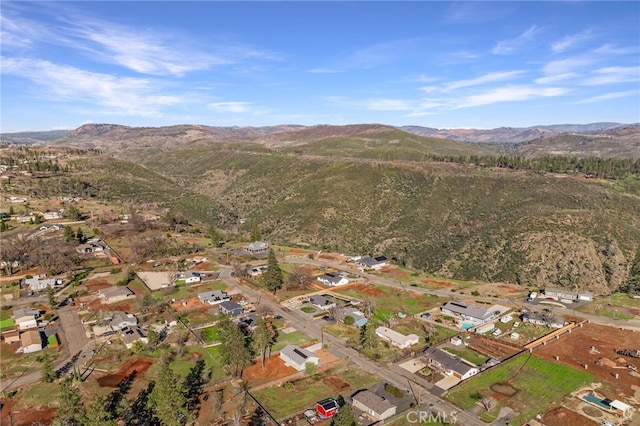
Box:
left=1, top=1, right=639, bottom=132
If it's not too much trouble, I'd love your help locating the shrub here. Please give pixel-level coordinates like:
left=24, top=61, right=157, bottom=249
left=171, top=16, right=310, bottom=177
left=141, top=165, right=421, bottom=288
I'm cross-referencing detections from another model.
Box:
left=384, top=383, right=405, bottom=398
left=344, top=316, right=355, bottom=326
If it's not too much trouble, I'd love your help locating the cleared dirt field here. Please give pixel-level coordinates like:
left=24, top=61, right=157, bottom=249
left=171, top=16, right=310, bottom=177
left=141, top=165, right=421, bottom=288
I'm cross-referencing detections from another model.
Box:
left=467, top=282, right=527, bottom=297
left=542, top=406, right=598, bottom=426
left=244, top=349, right=340, bottom=388
left=464, top=334, right=522, bottom=361
left=534, top=323, right=640, bottom=397
left=170, top=296, right=208, bottom=312
left=136, top=271, right=173, bottom=291
left=96, top=356, right=154, bottom=388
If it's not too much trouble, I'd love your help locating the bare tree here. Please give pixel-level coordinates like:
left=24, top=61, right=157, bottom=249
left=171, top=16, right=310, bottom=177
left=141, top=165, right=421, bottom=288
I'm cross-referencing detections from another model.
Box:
left=481, top=396, right=496, bottom=411
left=361, top=297, right=375, bottom=318
left=287, top=266, right=315, bottom=289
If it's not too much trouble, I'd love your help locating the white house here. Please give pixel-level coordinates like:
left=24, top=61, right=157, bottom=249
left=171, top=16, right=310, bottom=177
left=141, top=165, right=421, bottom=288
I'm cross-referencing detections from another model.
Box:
left=543, top=288, right=593, bottom=302
left=109, top=312, right=138, bottom=330
left=352, top=390, right=397, bottom=422
left=375, top=326, right=419, bottom=349
left=43, top=211, right=62, bottom=220
left=244, top=241, right=269, bottom=255
left=317, top=272, right=349, bottom=287
left=279, top=344, right=320, bottom=371
left=198, top=290, right=230, bottom=305
left=20, top=329, right=43, bottom=354
left=309, top=295, right=336, bottom=311
left=424, top=346, right=479, bottom=380
left=356, top=256, right=389, bottom=270
left=25, top=276, right=62, bottom=292
left=13, top=308, right=39, bottom=330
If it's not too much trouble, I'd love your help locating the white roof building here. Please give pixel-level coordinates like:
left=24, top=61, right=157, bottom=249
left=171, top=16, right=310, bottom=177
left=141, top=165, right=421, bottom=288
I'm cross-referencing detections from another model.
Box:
left=375, top=326, right=419, bottom=349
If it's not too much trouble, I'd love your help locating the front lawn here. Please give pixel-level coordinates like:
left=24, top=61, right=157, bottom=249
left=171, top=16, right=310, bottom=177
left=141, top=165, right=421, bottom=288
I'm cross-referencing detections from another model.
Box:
left=446, top=354, right=593, bottom=425
left=199, top=326, right=220, bottom=343
left=442, top=347, right=488, bottom=366
left=272, top=330, right=313, bottom=352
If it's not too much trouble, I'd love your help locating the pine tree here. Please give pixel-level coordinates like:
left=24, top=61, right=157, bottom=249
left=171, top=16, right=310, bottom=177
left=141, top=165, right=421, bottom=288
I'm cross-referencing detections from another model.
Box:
left=55, top=378, right=86, bottom=425
left=250, top=223, right=262, bottom=242
left=218, top=314, right=253, bottom=376
left=252, top=317, right=271, bottom=368
left=360, top=322, right=378, bottom=349
left=41, top=353, right=56, bottom=383
left=149, top=363, right=188, bottom=426
left=331, top=405, right=357, bottom=426
left=264, top=250, right=283, bottom=294
left=208, top=226, right=222, bottom=248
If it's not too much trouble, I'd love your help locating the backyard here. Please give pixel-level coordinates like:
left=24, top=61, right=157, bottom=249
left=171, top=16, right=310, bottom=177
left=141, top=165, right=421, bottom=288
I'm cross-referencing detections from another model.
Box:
left=577, top=293, right=639, bottom=320
left=252, top=366, right=377, bottom=420
left=446, top=354, right=593, bottom=425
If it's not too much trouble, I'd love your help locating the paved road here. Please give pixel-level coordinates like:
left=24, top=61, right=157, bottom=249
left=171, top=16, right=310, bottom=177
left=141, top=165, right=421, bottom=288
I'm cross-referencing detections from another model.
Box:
left=0, top=305, right=93, bottom=393
left=218, top=267, right=485, bottom=426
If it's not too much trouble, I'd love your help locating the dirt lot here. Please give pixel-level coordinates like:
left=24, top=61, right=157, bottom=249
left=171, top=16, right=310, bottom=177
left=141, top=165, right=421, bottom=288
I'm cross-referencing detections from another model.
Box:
left=1, top=399, right=56, bottom=426
left=465, top=334, right=522, bottom=361
left=422, top=279, right=455, bottom=289
left=534, top=323, right=640, bottom=398
left=244, top=349, right=340, bottom=388
left=466, top=282, right=527, bottom=297
left=171, top=296, right=209, bottom=312
left=338, top=282, right=383, bottom=296
left=542, top=406, right=598, bottom=426
left=96, top=356, right=154, bottom=387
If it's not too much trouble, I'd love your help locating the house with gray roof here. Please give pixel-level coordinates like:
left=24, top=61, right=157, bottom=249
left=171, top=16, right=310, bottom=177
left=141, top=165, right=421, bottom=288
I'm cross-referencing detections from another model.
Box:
left=279, top=344, right=320, bottom=371
left=198, top=290, right=230, bottom=305
left=309, top=295, right=336, bottom=310
left=98, top=286, right=135, bottom=304
left=351, top=390, right=397, bottom=422
left=120, top=326, right=148, bottom=349
left=24, top=275, right=62, bottom=292
left=109, top=311, right=138, bottom=330
left=244, top=241, right=269, bottom=255
left=441, top=301, right=501, bottom=325
left=424, top=346, right=479, bottom=380
left=355, top=256, right=389, bottom=270
left=543, top=288, right=593, bottom=302
left=219, top=300, right=243, bottom=316
left=341, top=308, right=368, bottom=327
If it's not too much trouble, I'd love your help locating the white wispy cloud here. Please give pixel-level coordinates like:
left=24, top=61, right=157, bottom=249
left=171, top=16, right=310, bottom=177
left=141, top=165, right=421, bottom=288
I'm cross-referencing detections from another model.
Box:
left=535, top=73, right=579, bottom=85
left=593, top=44, right=639, bottom=56
left=444, top=70, right=525, bottom=91
left=456, top=85, right=570, bottom=108
left=366, top=99, right=413, bottom=111
left=541, top=56, right=594, bottom=76
left=1, top=57, right=182, bottom=116
left=305, top=68, right=345, bottom=74
left=208, top=102, right=267, bottom=114
left=581, top=66, right=640, bottom=86
left=444, top=2, right=513, bottom=23
left=551, top=30, right=594, bottom=53
left=491, top=25, right=539, bottom=55
left=576, top=90, right=638, bottom=104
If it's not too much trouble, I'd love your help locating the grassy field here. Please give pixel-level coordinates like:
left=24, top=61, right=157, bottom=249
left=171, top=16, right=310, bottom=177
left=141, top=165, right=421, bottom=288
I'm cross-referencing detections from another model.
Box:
left=446, top=354, right=594, bottom=425
left=578, top=293, right=638, bottom=320
left=442, top=347, right=488, bottom=366
left=0, top=317, right=15, bottom=329
left=335, top=285, right=445, bottom=321
left=253, top=367, right=378, bottom=420
left=300, top=306, right=317, bottom=314
left=272, top=330, right=313, bottom=352
left=199, top=326, right=220, bottom=343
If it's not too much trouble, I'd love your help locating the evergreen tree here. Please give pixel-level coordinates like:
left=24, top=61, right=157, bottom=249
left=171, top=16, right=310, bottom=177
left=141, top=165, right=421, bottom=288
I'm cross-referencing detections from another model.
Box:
left=67, top=204, right=81, bottom=220
left=331, top=405, right=357, bottom=426
left=45, top=285, right=57, bottom=308
left=76, top=227, right=85, bottom=244
left=41, top=353, right=56, bottom=383
left=360, top=322, right=378, bottom=349
left=252, top=317, right=271, bottom=368
left=250, top=223, right=262, bottom=242
left=83, top=395, right=115, bottom=426
left=64, top=226, right=74, bottom=242
left=217, top=314, right=253, bottom=377
left=264, top=250, right=283, bottom=294
left=54, top=378, right=86, bottom=426
left=208, top=226, right=222, bottom=248
left=149, top=363, right=188, bottom=426
left=621, top=247, right=640, bottom=295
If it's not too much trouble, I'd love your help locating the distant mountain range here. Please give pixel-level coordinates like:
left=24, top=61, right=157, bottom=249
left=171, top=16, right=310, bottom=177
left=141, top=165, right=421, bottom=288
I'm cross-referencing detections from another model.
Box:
left=1, top=122, right=636, bottom=145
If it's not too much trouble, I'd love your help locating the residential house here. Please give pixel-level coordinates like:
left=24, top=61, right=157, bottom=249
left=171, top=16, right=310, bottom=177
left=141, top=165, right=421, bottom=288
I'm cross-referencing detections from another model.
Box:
left=163, top=313, right=178, bottom=327
left=237, top=314, right=259, bottom=331
left=13, top=308, right=39, bottom=330
left=375, top=327, right=420, bottom=349
left=109, top=311, right=138, bottom=331
left=351, top=390, right=397, bottom=422
left=219, top=301, right=243, bottom=316
left=356, top=256, right=389, bottom=270
left=21, top=329, right=43, bottom=354
left=244, top=241, right=269, bottom=255
left=316, top=399, right=339, bottom=419
left=198, top=290, right=230, bottom=305
left=543, top=288, right=593, bottom=302
left=75, top=239, right=108, bottom=255
left=98, top=286, right=135, bottom=304
left=441, top=301, right=501, bottom=325
left=309, top=295, right=336, bottom=311
left=451, top=336, right=463, bottom=346
left=43, top=211, right=62, bottom=220
left=121, top=326, right=148, bottom=349
left=521, top=311, right=564, bottom=328
left=341, top=308, right=368, bottom=327
left=317, top=272, right=349, bottom=287
left=279, top=344, right=320, bottom=371
left=25, top=275, right=63, bottom=292
left=424, top=347, right=479, bottom=380
left=16, top=215, right=35, bottom=223
left=248, top=266, right=267, bottom=277
left=179, top=271, right=201, bottom=284
left=3, top=330, right=21, bottom=344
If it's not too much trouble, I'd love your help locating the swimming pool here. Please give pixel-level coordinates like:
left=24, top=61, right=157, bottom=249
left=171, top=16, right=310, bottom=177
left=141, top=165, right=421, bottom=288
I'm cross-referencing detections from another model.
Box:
left=461, top=322, right=474, bottom=330
left=582, top=393, right=612, bottom=410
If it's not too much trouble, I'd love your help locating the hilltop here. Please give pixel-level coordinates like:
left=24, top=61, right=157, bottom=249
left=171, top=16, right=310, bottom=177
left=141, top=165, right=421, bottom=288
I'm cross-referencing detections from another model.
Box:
left=3, top=123, right=640, bottom=295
